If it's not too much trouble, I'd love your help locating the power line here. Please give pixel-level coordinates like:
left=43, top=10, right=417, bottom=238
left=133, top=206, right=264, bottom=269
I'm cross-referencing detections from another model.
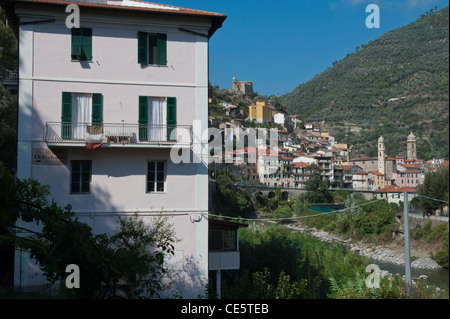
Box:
left=416, top=194, right=449, bottom=204
left=207, top=197, right=387, bottom=223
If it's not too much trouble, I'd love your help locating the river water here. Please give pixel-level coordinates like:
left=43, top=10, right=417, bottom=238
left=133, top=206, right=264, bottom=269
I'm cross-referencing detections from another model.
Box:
left=368, top=258, right=449, bottom=291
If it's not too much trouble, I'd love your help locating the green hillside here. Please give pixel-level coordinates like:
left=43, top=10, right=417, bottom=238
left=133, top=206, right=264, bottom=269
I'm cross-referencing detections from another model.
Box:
left=281, top=7, right=449, bottom=159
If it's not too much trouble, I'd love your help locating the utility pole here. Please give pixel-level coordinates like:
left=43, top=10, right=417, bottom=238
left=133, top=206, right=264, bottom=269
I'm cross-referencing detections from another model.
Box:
left=403, top=192, right=412, bottom=297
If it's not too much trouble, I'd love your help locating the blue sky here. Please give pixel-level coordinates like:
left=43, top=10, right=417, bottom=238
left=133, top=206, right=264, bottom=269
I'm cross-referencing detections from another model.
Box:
left=150, top=0, right=449, bottom=96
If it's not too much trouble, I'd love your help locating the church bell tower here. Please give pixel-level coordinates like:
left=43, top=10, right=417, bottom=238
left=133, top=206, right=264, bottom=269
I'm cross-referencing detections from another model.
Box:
left=378, top=136, right=386, bottom=175
left=407, top=132, right=417, bottom=161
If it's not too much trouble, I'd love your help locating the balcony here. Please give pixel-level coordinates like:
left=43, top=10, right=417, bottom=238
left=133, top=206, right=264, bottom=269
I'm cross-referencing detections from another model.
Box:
left=43, top=122, right=193, bottom=148
left=209, top=251, right=240, bottom=271
left=0, top=64, right=18, bottom=92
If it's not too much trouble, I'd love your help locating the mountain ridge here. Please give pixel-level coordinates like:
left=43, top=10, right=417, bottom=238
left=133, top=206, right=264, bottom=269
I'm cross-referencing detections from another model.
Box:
left=281, top=6, right=449, bottom=159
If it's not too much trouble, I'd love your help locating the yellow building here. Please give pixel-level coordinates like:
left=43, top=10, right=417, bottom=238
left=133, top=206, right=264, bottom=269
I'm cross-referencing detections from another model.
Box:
left=249, top=100, right=272, bottom=123
left=368, top=171, right=387, bottom=190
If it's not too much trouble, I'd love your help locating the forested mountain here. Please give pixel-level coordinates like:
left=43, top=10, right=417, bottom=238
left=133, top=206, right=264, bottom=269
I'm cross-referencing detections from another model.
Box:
left=281, top=7, right=449, bottom=159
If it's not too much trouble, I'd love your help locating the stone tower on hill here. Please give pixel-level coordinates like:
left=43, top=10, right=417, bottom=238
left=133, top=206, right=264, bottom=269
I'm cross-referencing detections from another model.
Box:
left=232, top=77, right=253, bottom=95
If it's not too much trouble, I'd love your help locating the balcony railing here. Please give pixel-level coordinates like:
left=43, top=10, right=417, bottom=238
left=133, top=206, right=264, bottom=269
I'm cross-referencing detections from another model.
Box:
left=44, top=122, right=193, bottom=147
left=0, top=64, right=18, bottom=82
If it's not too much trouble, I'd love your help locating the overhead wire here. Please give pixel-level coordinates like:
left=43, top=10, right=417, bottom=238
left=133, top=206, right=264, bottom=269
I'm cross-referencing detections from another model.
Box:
left=206, top=197, right=387, bottom=223
left=207, top=193, right=449, bottom=223
left=416, top=194, right=449, bottom=204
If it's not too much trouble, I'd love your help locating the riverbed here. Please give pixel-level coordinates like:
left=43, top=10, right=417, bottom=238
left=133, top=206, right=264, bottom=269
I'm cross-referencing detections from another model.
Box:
left=369, top=258, right=449, bottom=291
left=287, top=222, right=449, bottom=292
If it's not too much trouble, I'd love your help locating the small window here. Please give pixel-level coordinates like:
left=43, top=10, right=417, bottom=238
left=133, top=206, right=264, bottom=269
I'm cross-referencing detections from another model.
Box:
left=208, top=230, right=237, bottom=251
left=138, top=32, right=167, bottom=66
left=71, top=160, right=92, bottom=194
left=147, top=161, right=166, bottom=193
left=71, top=28, right=92, bottom=61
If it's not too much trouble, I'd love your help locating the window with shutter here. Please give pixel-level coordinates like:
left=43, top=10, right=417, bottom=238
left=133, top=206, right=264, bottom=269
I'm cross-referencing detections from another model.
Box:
left=138, top=31, right=149, bottom=65
left=92, top=93, right=103, bottom=125
left=138, top=32, right=167, bottom=66
left=166, top=97, right=176, bottom=141
left=139, top=96, right=149, bottom=141
left=62, top=92, right=73, bottom=139
left=156, top=33, right=167, bottom=66
left=72, top=28, right=92, bottom=61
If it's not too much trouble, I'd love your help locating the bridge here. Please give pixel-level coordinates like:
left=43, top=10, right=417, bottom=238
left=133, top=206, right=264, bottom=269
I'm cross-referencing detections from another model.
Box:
left=209, top=179, right=376, bottom=201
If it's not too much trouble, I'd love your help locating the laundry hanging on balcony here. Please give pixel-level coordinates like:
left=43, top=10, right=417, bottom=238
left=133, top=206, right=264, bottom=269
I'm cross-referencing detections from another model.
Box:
left=85, top=124, right=105, bottom=150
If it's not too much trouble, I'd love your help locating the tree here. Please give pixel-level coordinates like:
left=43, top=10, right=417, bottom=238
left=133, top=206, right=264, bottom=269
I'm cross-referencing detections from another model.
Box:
left=213, top=171, right=254, bottom=218
left=270, top=204, right=293, bottom=224
left=0, top=163, right=179, bottom=298
left=303, top=164, right=333, bottom=204
left=107, top=213, right=179, bottom=298
left=0, top=165, right=111, bottom=298
left=0, top=7, right=18, bottom=68
left=415, top=166, right=449, bottom=215
left=0, top=8, right=18, bottom=169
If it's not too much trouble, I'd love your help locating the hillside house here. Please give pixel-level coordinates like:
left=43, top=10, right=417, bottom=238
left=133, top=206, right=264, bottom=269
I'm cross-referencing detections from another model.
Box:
left=368, top=171, right=386, bottom=190
left=374, top=186, right=418, bottom=205
left=341, top=164, right=362, bottom=189
left=292, top=162, right=311, bottom=189
left=392, top=170, right=422, bottom=188
left=352, top=171, right=369, bottom=191
left=248, top=100, right=272, bottom=123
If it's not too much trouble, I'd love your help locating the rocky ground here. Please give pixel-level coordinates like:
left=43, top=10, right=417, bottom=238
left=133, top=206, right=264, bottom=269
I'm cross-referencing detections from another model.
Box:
left=286, top=222, right=442, bottom=270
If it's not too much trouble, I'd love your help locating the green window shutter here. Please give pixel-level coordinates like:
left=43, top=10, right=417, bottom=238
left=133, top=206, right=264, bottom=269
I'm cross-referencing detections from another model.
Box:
left=92, top=93, right=103, bottom=125
left=71, top=28, right=82, bottom=58
left=72, top=28, right=92, bottom=61
left=62, top=92, right=72, bottom=139
left=156, top=33, right=167, bottom=66
left=82, top=28, right=92, bottom=61
left=138, top=31, right=149, bottom=65
left=166, top=97, right=176, bottom=141
left=139, top=96, right=148, bottom=141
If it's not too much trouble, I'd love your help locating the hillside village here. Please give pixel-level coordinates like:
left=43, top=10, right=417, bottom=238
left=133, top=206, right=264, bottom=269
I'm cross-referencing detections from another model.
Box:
left=0, top=0, right=448, bottom=301
left=209, top=78, right=449, bottom=202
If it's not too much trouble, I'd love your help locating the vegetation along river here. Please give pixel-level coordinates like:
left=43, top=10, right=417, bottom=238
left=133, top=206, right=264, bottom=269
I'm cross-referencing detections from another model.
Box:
left=368, top=258, right=449, bottom=291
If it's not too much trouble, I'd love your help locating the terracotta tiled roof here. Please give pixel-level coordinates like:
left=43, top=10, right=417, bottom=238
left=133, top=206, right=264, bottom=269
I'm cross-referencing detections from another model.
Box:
left=293, top=162, right=310, bottom=168
left=399, top=163, right=420, bottom=169
left=7, top=0, right=225, bottom=16
left=1, top=0, right=226, bottom=37
left=399, top=170, right=421, bottom=174
left=375, top=185, right=417, bottom=193
left=368, top=171, right=384, bottom=176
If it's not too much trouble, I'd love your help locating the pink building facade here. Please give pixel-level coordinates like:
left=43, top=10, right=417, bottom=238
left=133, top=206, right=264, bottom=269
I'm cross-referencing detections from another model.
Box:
left=7, top=0, right=225, bottom=298
left=392, top=170, right=422, bottom=188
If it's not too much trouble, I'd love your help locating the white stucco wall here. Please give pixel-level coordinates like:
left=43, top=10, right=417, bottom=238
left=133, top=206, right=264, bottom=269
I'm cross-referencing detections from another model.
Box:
left=14, top=4, right=213, bottom=298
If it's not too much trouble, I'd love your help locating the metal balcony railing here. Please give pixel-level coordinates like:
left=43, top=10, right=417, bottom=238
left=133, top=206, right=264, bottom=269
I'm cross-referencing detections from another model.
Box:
left=43, top=122, right=193, bottom=147
left=0, top=64, right=18, bottom=82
